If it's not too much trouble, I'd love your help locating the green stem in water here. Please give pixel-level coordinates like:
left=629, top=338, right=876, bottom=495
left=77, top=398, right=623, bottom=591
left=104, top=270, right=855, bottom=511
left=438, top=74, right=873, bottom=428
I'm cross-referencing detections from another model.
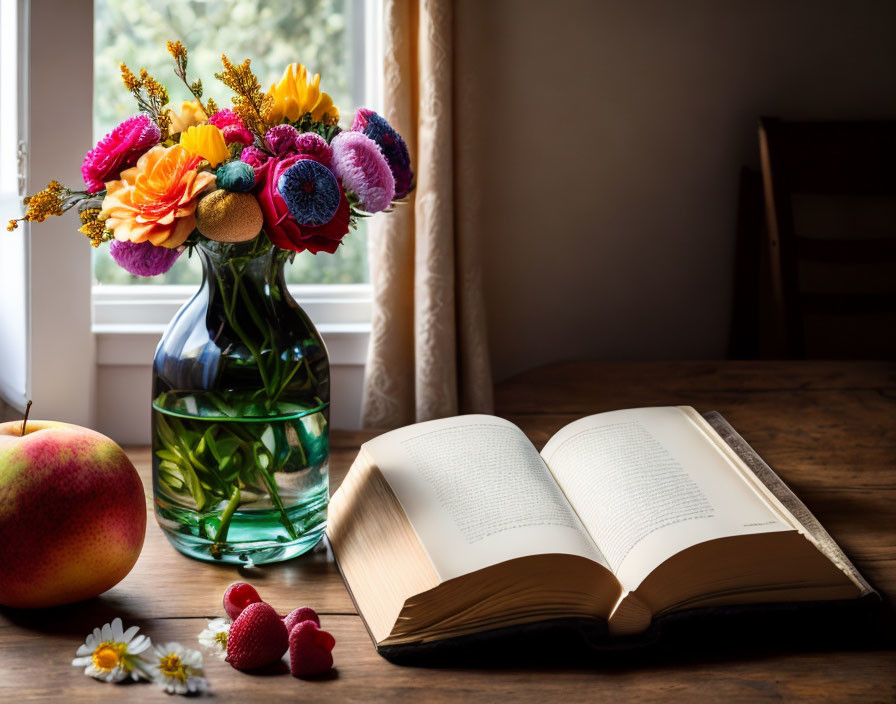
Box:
left=213, top=266, right=274, bottom=398
left=215, top=485, right=242, bottom=544
left=256, top=458, right=298, bottom=541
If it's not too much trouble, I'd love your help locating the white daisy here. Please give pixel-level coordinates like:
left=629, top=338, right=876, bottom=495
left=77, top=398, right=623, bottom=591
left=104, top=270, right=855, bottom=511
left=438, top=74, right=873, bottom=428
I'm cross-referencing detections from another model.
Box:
left=146, top=642, right=208, bottom=695
left=197, top=618, right=231, bottom=660
left=71, top=617, right=152, bottom=683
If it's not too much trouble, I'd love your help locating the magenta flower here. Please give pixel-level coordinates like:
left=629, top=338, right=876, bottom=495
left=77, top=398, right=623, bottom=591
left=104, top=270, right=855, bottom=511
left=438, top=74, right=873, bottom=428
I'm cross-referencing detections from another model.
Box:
left=240, top=146, right=269, bottom=170
left=81, top=115, right=161, bottom=193
left=262, top=126, right=333, bottom=166
left=293, top=133, right=333, bottom=167
left=330, top=131, right=395, bottom=213
left=264, top=124, right=302, bottom=157
left=109, top=238, right=181, bottom=277
left=351, top=108, right=413, bottom=198
left=350, top=107, right=375, bottom=132
left=208, top=109, right=253, bottom=145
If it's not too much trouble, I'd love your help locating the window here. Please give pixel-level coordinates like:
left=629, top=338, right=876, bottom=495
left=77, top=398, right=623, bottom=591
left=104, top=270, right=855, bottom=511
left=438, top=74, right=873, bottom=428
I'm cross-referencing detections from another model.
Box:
left=91, top=0, right=377, bottom=287
left=0, top=0, right=27, bottom=409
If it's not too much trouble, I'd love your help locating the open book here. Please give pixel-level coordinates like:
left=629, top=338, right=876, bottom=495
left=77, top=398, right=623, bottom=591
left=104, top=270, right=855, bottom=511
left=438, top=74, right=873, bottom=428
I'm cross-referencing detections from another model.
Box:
left=327, top=407, right=873, bottom=653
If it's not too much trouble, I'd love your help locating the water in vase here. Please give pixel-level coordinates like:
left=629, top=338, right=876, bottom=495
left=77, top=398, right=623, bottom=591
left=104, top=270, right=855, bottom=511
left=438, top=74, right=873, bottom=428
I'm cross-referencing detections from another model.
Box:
left=152, top=389, right=329, bottom=564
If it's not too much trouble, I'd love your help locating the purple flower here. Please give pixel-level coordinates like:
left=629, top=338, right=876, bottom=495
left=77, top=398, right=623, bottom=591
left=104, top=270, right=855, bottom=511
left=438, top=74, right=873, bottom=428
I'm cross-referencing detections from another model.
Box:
left=81, top=115, right=161, bottom=193
left=109, top=238, right=181, bottom=277
left=293, top=133, right=333, bottom=167
left=240, top=146, right=269, bottom=170
left=330, top=131, right=395, bottom=213
left=264, top=124, right=302, bottom=158
left=351, top=108, right=413, bottom=199
left=277, top=158, right=341, bottom=226
left=263, top=125, right=334, bottom=166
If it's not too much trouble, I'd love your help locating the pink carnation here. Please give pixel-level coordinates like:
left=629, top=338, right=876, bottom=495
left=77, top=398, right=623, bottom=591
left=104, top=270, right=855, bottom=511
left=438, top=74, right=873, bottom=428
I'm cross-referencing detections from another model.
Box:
left=330, top=131, right=395, bottom=213
left=293, top=132, right=333, bottom=166
left=240, top=146, right=269, bottom=169
left=262, top=126, right=332, bottom=165
left=81, top=115, right=161, bottom=193
left=208, top=109, right=253, bottom=145
left=350, top=107, right=375, bottom=132
left=264, top=124, right=300, bottom=157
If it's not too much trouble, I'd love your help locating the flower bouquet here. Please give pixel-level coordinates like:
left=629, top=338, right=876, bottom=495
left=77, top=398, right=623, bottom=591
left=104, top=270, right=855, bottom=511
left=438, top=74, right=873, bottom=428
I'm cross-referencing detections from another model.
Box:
left=9, top=41, right=413, bottom=564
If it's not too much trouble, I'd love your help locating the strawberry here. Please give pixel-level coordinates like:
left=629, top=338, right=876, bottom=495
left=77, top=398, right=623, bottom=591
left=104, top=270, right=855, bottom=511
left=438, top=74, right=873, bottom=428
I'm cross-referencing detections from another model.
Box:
left=289, top=620, right=335, bottom=678
left=284, top=606, right=320, bottom=633
left=223, top=582, right=263, bottom=620
left=225, top=602, right=289, bottom=671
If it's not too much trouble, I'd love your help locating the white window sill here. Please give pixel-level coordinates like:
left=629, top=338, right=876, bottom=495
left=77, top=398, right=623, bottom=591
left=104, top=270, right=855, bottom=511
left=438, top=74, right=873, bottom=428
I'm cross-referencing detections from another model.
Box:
left=92, top=283, right=372, bottom=367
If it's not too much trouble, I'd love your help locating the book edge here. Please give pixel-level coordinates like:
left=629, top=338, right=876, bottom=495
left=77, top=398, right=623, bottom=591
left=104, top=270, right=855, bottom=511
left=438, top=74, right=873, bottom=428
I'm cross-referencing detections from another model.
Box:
left=700, top=410, right=876, bottom=598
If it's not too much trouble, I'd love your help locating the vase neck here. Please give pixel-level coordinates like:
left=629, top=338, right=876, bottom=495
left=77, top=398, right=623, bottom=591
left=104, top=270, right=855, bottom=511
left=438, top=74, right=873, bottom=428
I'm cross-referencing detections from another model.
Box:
left=197, top=237, right=289, bottom=291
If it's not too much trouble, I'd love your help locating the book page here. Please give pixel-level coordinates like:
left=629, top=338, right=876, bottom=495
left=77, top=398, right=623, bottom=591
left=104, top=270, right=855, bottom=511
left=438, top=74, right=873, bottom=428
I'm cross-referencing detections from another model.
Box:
left=363, top=415, right=610, bottom=581
left=541, top=407, right=793, bottom=591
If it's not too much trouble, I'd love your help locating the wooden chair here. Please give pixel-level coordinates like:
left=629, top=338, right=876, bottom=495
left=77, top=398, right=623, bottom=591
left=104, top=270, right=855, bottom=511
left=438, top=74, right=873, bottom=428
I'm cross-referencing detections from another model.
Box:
left=758, top=117, right=896, bottom=359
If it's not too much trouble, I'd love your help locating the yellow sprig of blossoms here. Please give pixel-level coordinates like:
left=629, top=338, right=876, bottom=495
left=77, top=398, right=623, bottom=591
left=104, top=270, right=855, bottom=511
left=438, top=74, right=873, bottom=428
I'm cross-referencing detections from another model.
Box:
left=166, top=40, right=187, bottom=62
left=119, top=62, right=172, bottom=137
left=7, top=180, right=66, bottom=231
left=78, top=209, right=113, bottom=247
left=215, top=54, right=272, bottom=140
left=120, top=63, right=139, bottom=91
left=166, top=39, right=210, bottom=116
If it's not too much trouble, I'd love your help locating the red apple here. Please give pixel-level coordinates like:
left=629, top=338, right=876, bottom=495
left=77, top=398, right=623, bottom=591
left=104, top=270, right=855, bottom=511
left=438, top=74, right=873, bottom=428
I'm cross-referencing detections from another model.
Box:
left=0, top=419, right=146, bottom=608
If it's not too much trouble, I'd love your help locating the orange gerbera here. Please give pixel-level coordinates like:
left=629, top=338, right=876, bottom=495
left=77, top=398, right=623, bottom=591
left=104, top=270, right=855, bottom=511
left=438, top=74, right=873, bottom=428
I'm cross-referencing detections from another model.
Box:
left=100, top=145, right=215, bottom=248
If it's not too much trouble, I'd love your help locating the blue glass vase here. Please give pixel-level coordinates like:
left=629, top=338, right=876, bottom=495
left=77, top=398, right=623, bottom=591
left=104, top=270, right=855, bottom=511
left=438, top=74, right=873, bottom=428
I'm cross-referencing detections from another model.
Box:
left=151, top=235, right=329, bottom=565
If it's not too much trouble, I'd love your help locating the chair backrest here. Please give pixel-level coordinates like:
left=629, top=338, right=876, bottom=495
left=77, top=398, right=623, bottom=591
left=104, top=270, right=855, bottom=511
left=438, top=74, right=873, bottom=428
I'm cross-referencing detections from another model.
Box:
left=758, top=117, right=896, bottom=359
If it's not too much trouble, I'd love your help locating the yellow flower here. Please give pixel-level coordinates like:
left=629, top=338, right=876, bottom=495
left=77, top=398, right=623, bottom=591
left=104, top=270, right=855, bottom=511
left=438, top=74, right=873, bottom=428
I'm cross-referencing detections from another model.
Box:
left=78, top=209, right=113, bottom=247
left=180, top=125, right=229, bottom=168
left=267, top=63, right=339, bottom=125
left=166, top=100, right=208, bottom=135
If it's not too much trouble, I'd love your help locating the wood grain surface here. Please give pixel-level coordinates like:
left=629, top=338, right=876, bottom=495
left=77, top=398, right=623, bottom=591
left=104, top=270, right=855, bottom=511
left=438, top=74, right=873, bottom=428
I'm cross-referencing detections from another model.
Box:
left=1, top=361, right=894, bottom=702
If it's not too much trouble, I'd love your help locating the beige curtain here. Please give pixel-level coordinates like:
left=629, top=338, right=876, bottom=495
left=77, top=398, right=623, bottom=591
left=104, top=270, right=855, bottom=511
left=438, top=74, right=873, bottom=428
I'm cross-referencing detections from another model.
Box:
left=361, top=0, right=493, bottom=428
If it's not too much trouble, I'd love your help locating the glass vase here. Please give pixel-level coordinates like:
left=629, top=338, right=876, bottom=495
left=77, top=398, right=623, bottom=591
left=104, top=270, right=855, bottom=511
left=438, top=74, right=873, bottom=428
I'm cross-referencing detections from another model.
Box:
left=151, top=235, right=329, bottom=565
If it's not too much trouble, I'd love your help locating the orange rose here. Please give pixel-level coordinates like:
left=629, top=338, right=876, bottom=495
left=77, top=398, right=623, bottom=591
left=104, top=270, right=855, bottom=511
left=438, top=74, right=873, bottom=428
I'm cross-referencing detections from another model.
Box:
left=100, top=145, right=215, bottom=248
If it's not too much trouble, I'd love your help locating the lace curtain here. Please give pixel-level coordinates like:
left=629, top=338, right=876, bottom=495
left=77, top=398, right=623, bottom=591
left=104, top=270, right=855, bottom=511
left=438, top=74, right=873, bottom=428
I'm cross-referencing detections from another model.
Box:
left=361, top=0, right=493, bottom=428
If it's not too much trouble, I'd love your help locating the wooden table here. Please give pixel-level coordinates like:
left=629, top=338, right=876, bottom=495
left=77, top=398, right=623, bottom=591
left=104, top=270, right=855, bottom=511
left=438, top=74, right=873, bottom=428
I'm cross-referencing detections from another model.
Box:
left=2, top=361, right=894, bottom=702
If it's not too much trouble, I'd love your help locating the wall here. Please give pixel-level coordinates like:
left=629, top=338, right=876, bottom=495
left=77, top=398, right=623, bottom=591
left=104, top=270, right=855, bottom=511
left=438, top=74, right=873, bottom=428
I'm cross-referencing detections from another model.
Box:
left=459, top=0, right=896, bottom=381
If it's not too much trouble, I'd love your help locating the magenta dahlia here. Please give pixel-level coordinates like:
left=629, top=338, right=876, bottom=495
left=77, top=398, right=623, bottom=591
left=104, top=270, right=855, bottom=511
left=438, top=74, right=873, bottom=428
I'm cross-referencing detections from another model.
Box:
left=81, top=115, right=161, bottom=193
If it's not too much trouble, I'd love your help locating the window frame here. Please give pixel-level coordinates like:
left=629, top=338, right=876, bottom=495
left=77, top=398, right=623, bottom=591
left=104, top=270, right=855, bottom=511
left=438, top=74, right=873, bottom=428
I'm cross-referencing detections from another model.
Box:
left=0, top=0, right=96, bottom=426
left=0, top=0, right=28, bottom=410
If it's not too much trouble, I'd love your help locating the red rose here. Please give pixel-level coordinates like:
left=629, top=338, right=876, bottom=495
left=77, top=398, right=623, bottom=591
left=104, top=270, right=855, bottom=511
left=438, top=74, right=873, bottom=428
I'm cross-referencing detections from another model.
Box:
left=256, top=155, right=350, bottom=254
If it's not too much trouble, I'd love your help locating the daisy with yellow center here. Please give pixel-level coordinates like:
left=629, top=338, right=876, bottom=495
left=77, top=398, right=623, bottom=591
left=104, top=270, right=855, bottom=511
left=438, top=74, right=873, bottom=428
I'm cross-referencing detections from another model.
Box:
left=71, top=617, right=151, bottom=683
left=197, top=617, right=231, bottom=659
left=147, top=642, right=208, bottom=695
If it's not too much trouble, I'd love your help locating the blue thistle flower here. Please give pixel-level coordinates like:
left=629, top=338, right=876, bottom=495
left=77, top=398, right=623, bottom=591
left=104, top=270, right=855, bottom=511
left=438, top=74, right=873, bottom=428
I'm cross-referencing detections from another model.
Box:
left=277, top=159, right=341, bottom=226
